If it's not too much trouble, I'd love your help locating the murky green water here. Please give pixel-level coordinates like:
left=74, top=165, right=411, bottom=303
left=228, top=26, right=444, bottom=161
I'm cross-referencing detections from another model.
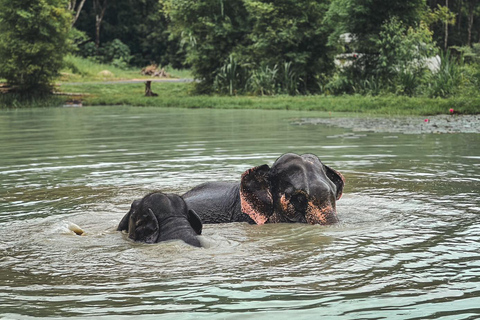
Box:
left=1, top=106, right=479, bottom=319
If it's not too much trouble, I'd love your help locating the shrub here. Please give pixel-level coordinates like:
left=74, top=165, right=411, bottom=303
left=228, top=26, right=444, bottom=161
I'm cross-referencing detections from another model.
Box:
left=375, top=18, right=436, bottom=94
left=0, top=0, right=71, bottom=93
left=247, top=64, right=278, bottom=96
left=426, top=50, right=463, bottom=98
left=78, top=39, right=133, bottom=69
left=213, top=55, right=247, bottom=95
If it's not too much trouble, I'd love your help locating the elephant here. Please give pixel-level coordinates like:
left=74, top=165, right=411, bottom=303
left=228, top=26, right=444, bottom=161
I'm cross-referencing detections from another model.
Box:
left=182, top=153, right=345, bottom=225
left=117, top=192, right=203, bottom=247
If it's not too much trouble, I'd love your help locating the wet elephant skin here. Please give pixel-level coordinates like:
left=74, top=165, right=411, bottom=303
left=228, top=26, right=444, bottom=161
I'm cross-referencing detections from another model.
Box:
left=117, top=192, right=203, bottom=247
left=182, top=153, right=345, bottom=225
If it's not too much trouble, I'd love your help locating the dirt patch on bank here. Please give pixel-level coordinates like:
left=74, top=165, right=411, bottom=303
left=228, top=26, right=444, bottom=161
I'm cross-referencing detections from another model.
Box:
left=295, top=114, right=480, bottom=134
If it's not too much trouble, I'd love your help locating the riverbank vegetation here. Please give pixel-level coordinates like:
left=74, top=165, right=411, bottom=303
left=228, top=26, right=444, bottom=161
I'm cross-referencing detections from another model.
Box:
left=1, top=0, right=480, bottom=114
left=56, top=80, right=477, bottom=115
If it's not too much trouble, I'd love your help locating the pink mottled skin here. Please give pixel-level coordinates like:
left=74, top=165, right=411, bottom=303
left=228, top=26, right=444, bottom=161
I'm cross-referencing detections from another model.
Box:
left=240, top=192, right=268, bottom=225
left=306, top=202, right=334, bottom=225
left=278, top=195, right=335, bottom=225
left=183, top=153, right=345, bottom=225
left=280, top=194, right=289, bottom=212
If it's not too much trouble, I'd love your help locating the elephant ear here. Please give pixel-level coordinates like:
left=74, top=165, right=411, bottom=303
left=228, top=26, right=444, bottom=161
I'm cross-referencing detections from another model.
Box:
left=128, top=208, right=160, bottom=244
left=240, top=164, right=273, bottom=225
left=188, top=209, right=203, bottom=235
left=324, top=165, right=345, bottom=200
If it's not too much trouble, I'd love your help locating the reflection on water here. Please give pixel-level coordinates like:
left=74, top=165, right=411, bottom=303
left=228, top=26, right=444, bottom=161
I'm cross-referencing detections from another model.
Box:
left=0, top=106, right=479, bottom=319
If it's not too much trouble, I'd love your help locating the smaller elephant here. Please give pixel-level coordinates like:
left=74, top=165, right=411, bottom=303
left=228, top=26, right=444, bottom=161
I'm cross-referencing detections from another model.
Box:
left=117, top=192, right=203, bottom=247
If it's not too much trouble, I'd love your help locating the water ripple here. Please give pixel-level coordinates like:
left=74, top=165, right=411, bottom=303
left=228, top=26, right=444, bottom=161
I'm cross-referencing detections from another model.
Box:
left=1, top=107, right=479, bottom=318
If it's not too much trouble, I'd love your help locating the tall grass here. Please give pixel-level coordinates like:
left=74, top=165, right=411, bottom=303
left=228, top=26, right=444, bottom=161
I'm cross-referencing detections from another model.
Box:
left=0, top=93, right=66, bottom=108
left=248, top=64, right=278, bottom=96
left=395, top=69, right=421, bottom=96
left=426, top=50, right=463, bottom=98
left=280, top=62, right=299, bottom=95
left=214, top=59, right=302, bottom=96
left=214, top=55, right=243, bottom=95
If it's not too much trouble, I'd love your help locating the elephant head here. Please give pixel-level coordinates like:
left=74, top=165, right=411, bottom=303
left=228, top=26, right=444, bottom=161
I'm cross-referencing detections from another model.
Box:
left=117, top=192, right=203, bottom=247
left=240, top=153, right=344, bottom=225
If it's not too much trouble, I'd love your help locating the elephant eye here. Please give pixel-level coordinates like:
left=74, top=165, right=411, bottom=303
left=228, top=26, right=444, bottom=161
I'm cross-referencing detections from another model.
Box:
left=291, top=191, right=308, bottom=210
left=280, top=182, right=295, bottom=197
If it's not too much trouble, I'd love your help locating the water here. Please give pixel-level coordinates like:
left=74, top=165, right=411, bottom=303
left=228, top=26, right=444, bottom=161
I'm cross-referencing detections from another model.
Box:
left=1, top=106, right=479, bottom=319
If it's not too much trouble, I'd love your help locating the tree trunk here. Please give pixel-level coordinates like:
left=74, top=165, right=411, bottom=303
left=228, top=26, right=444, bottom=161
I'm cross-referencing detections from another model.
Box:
left=72, top=0, right=87, bottom=26
left=468, top=0, right=477, bottom=46
left=93, top=0, right=108, bottom=49
left=444, top=0, right=449, bottom=50
left=95, top=16, right=101, bottom=49
left=457, top=0, right=462, bottom=32
left=145, top=81, right=158, bottom=97
left=67, top=0, right=76, bottom=11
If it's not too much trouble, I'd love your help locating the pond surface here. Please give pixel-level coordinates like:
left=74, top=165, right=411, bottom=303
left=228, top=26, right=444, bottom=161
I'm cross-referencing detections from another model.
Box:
left=1, top=106, right=479, bottom=319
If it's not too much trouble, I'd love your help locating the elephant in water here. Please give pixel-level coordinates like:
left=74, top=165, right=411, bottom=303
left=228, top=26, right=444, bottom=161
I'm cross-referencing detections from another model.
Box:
left=182, top=153, right=345, bottom=225
left=117, top=192, right=203, bottom=247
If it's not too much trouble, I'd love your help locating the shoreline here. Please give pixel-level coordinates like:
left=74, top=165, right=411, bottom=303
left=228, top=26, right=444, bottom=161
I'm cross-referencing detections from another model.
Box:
left=295, top=114, right=480, bottom=134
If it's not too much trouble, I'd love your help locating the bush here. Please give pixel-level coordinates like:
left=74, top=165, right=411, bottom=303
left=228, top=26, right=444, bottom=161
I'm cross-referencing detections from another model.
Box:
left=247, top=64, right=278, bottom=96
left=78, top=39, right=133, bottom=69
left=100, top=39, right=133, bottom=69
left=426, top=50, right=464, bottom=98
left=0, top=0, right=71, bottom=93
left=213, top=55, right=245, bottom=95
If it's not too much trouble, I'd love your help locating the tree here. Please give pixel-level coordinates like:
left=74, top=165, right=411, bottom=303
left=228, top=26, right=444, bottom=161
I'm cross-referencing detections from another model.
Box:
left=240, top=0, right=334, bottom=94
left=73, top=0, right=182, bottom=67
left=427, top=4, right=456, bottom=49
left=93, top=0, right=108, bottom=49
left=466, top=0, right=479, bottom=46
left=376, top=18, right=437, bottom=95
left=0, top=0, right=71, bottom=93
left=325, top=0, right=427, bottom=53
left=323, top=0, right=428, bottom=92
left=164, top=0, right=335, bottom=94
left=67, top=0, right=87, bottom=26
left=426, top=0, right=476, bottom=48
left=164, top=0, right=251, bottom=92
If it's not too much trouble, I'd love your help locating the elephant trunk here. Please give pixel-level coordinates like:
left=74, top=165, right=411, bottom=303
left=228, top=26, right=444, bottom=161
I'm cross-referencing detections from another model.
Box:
left=305, top=201, right=338, bottom=225
left=273, top=194, right=338, bottom=225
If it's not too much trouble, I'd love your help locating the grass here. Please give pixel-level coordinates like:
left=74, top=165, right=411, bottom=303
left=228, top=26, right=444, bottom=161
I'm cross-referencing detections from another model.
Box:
left=62, top=81, right=480, bottom=115
left=1, top=56, right=479, bottom=115
left=0, top=93, right=67, bottom=108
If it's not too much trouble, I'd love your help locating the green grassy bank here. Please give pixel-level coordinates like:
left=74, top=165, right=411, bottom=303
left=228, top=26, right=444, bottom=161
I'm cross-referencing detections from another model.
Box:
left=58, top=81, right=479, bottom=116
left=2, top=80, right=480, bottom=115
left=1, top=56, right=479, bottom=115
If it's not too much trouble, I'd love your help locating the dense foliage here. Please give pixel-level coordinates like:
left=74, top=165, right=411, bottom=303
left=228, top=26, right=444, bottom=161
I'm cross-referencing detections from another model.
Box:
left=238, top=0, right=334, bottom=94
left=325, top=0, right=427, bottom=52
left=163, top=0, right=337, bottom=94
left=0, top=0, right=71, bottom=93
left=2, top=0, right=480, bottom=101
left=74, top=0, right=184, bottom=68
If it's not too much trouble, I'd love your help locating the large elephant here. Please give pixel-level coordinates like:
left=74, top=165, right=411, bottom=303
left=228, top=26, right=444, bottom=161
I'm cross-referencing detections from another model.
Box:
left=182, top=153, right=345, bottom=225
left=117, top=192, right=203, bottom=247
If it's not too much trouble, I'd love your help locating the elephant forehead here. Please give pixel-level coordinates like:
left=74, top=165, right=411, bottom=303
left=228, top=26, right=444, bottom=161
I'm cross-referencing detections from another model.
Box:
left=275, top=163, right=330, bottom=188
left=274, top=153, right=322, bottom=166
left=273, top=155, right=325, bottom=175
left=143, top=196, right=170, bottom=212
left=143, top=193, right=187, bottom=216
